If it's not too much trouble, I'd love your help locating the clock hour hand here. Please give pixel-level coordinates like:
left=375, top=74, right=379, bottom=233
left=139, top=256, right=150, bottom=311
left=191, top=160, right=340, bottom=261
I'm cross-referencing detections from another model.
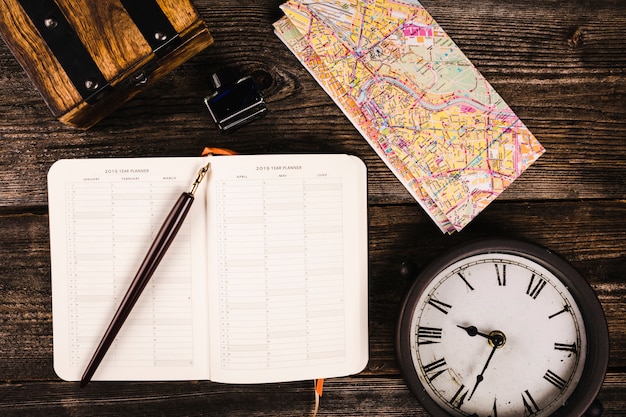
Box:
left=457, top=325, right=495, bottom=342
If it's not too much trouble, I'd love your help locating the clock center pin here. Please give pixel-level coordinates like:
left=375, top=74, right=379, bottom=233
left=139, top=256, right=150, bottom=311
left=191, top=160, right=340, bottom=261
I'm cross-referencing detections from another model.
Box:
left=488, top=330, right=506, bottom=348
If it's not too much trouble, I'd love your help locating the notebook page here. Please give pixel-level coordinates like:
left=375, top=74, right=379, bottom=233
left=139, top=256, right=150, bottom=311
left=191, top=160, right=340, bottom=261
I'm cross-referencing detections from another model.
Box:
left=205, top=154, right=368, bottom=383
left=48, top=157, right=210, bottom=381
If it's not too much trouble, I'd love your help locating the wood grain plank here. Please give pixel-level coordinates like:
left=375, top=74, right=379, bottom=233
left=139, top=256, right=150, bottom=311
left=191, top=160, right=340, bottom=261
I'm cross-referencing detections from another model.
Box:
left=0, top=374, right=624, bottom=417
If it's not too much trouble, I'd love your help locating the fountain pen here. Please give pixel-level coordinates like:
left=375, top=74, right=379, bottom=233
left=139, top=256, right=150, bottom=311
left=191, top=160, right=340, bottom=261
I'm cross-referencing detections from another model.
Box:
left=80, top=161, right=211, bottom=387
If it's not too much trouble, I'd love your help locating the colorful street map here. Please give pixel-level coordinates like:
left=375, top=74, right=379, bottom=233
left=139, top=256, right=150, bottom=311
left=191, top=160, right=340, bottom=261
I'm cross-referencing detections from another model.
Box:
left=274, top=0, right=545, bottom=233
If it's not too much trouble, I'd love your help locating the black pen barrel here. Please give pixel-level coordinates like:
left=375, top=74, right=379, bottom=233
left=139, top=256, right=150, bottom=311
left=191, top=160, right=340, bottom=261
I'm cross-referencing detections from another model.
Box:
left=80, top=192, right=195, bottom=386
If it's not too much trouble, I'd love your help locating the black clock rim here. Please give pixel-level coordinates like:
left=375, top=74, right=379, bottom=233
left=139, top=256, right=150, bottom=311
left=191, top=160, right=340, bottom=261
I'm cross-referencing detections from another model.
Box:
left=396, top=237, right=609, bottom=417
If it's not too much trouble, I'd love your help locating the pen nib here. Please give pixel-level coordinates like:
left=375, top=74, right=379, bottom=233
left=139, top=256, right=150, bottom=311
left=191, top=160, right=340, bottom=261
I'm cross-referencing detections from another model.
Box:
left=189, top=162, right=211, bottom=195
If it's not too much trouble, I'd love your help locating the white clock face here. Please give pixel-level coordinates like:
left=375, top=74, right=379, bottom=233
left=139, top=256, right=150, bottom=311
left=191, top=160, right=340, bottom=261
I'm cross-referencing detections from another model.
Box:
left=409, top=253, right=587, bottom=417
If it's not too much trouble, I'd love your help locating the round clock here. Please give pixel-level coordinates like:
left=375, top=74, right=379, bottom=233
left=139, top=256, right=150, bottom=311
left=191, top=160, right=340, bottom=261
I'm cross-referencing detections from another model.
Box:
left=396, top=238, right=609, bottom=417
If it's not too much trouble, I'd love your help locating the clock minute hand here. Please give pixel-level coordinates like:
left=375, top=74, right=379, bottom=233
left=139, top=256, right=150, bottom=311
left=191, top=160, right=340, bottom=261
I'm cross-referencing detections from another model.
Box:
left=468, top=344, right=498, bottom=400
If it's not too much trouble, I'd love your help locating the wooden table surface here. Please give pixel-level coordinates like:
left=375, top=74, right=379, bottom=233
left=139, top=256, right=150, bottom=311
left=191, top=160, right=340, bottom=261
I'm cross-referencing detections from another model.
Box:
left=1, top=0, right=624, bottom=415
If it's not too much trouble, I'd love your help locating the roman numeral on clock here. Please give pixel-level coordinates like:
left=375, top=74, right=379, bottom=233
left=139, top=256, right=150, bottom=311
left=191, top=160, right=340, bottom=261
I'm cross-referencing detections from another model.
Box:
left=423, top=357, right=447, bottom=381
left=549, top=305, right=570, bottom=319
left=554, top=342, right=577, bottom=353
left=526, top=274, right=547, bottom=299
left=544, top=369, right=567, bottom=390
left=427, top=297, right=452, bottom=314
left=457, top=272, right=475, bottom=291
left=521, top=390, right=540, bottom=414
left=416, top=326, right=442, bottom=345
left=491, top=398, right=498, bottom=417
left=495, top=264, right=506, bottom=286
left=450, top=384, right=469, bottom=409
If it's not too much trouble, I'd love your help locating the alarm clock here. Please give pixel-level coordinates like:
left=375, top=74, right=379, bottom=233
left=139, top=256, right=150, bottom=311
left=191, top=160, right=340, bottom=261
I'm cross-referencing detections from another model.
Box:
left=396, top=238, right=609, bottom=417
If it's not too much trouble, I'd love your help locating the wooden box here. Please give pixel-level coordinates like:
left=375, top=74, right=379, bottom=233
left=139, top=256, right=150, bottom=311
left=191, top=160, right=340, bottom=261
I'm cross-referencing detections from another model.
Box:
left=0, top=0, right=213, bottom=129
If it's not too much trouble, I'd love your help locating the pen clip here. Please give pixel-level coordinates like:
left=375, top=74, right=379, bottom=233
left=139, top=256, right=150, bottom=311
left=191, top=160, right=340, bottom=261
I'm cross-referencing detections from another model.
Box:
left=189, top=162, right=211, bottom=195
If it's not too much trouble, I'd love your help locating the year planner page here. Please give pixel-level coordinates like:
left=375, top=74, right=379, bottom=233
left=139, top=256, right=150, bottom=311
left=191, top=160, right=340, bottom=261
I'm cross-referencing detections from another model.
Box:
left=48, top=157, right=210, bottom=381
